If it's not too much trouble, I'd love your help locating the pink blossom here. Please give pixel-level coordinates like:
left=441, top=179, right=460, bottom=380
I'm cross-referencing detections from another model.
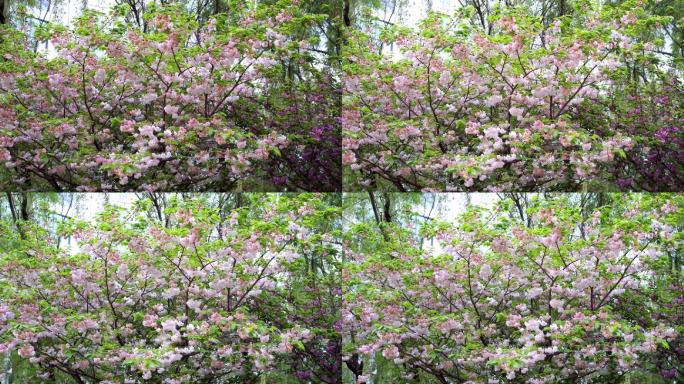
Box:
left=164, top=105, right=179, bottom=116
left=549, top=299, right=564, bottom=310
left=526, top=287, right=543, bottom=299
left=186, top=299, right=201, bottom=312
left=161, top=318, right=181, bottom=332
left=140, top=93, right=157, bottom=105
left=94, top=68, right=106, bottom=84
left=382, top=345, right=400, bottom=360
left=163, top=287, right=181, bottom=299
left=485, top=95, right=503, bottom=107
left=18, top=344, right=34, bottom=358
left=142, top=314, right=158, bottom=327
left=509, top=107, right=524, bottom=120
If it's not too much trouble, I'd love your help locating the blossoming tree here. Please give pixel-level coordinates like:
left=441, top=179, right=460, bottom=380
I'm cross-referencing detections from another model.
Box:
left=0, top=193, right=341, bottom=383
left=343, top=193, right=683, bottom=383
left=0, top=1, right=341, bottom=191
left=343, top=1, right=683, bottom=191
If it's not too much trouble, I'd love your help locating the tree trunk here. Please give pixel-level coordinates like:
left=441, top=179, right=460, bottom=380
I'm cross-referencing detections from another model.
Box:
left=343, top=0, right=351, bottom=27
left=20, top=192, right=30, bottom=221
left=0, top=0, right=7, bottom=25
left=382, top=192, right=392, bottom=223
left=345, top=356, right=363, bottom=381
left=6, top=192, right=29, bottom=239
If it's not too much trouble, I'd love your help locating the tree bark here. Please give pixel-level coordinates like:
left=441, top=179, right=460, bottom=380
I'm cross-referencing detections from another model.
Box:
left=20, top=192, right=30, bottom=221
left=382, top=192, right=392, bottom=223
left=343, top=0, right=351, bottom=27
left=6, top=192, right=28, bottom=239
left=345, top=357, right=363, bottom=381
left=6, top=193, right=18, bottom=224
left=368, top=191, right=382, bottom=226
left=0, top=0, right=7, bottom=25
